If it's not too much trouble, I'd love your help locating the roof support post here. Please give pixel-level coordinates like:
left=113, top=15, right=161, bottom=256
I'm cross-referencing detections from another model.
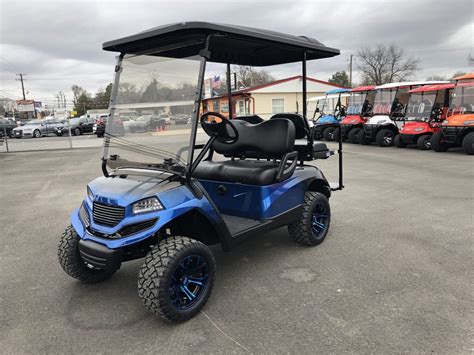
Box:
left=226, top=63, right=233, bottom=119
left=302, top=51, right=307, bottom=118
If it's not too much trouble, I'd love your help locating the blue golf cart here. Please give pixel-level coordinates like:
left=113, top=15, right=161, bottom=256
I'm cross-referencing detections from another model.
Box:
left=310, top=88, right=350, bottom=141
left=58, top=22, right=343, bottom=322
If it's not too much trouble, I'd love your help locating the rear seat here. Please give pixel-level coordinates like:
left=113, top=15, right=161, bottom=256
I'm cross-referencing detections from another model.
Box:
left=194, top=119, right=296, bottom=185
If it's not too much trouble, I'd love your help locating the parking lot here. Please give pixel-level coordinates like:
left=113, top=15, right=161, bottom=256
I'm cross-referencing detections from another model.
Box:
left=0, top=143, right=472, bottom=353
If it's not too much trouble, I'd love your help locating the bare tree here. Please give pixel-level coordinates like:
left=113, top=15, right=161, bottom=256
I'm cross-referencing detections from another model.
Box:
left=357, top=44, right=419, bottom=85
left=426, top=75, right=447, bottom=81
left=451, top=71, right=467, bottom=79
left=235, top=66, right=275, bottom=88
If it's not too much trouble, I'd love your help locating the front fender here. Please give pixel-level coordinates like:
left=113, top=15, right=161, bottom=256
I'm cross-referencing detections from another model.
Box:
left=71, top=185, right=220, bottom=249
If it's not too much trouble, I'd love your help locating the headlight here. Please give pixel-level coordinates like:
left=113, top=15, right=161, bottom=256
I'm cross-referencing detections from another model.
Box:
left=132, top=197, right=164, bottom=214
left=464, top=120, right=474, bottom=125
left=87, top=186, right=94, bottom=201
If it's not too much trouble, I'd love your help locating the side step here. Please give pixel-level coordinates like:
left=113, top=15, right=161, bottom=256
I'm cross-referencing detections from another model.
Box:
left=221, top=214, right=269, bottom=238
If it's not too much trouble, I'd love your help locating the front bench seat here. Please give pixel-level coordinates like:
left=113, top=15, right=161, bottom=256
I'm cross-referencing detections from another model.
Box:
left=194, top=119, right=296, bottom=185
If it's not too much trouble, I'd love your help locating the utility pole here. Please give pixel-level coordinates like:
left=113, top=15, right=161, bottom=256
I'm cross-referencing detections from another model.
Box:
left=16, top=73, right=27, bottom=100
left=349, top=55, right=354, bottom=88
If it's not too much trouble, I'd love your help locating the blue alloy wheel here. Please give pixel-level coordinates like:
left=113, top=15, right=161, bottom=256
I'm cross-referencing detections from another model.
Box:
left=311, top=202, right=329, bottom=237
left=169, top=255, right=209, bottom=310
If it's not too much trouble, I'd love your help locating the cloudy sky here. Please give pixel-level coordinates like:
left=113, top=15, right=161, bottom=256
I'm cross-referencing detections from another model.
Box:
left=0, top=0, right=472, bottom=108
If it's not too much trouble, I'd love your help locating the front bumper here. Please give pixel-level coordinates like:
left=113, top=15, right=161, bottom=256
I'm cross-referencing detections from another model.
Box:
left=442, top=126, right=470, bottom=145
left=399, top=134, right=418, bottom=143
left=78, top=239, right=122, bottom=271
left=363, top=124, right=380, bottom=140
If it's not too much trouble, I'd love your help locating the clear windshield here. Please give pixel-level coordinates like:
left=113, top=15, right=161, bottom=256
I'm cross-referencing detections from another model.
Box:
left=450, top=85, right=474, bottom=114
left=347, top=92, right=365, bottom=115
left=104, top=54, right=201, bottom=172
left=405, top=92, right=437, bottom=120
left=373, top=89, right=396, bottom=115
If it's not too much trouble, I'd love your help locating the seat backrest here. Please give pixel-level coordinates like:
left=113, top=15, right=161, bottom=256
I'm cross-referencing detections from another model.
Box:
left=270, top=113, right=308, bottom=139
left=234, top=115, right=264, bottom=124
left=213, top=119, right=295, bottom=159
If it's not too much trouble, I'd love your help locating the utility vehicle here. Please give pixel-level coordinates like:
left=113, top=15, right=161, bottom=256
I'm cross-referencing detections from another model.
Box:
left=357, top=81, right=446, bottom=147
left=431, top=73, right=474, bottom=155
left=395, top=83, right=453, bottom=150
left=309, top=88, right=350, bottom=141
left=57, top=22, right=343, bottom=322
left=334, top=86, right=375, bottom=143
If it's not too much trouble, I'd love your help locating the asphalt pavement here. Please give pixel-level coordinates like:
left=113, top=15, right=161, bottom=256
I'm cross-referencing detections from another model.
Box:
left=0, top=143, right=472, bottom=354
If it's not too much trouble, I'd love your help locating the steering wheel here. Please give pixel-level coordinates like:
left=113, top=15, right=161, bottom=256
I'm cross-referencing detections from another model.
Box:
left=200, top=112, right=239, bottom=144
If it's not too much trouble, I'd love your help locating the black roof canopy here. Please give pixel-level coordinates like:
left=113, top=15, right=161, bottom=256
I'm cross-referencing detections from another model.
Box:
left=103, top=22, right=340, bottom=66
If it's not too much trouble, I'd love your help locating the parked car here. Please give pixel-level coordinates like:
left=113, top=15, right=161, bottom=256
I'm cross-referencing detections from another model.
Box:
left=158, top=114, right=171, bottom=125
left=172, top=114, right=191, bottom=125
left=56, top=117, right=95, bottom=136
left=95, top=116, right=125, bottom=138
left=0, top=117, right=18, bottom=138
left=120, top=116, right=136, bottom=133
left=93, top=114, right=109, bottom=135
left=129, top=115, right=167, bottom=132
left=12, top=118, right=66, bottom=138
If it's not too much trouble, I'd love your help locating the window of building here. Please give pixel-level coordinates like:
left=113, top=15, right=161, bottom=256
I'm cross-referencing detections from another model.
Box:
left=272, top=98, right=284, bottom=114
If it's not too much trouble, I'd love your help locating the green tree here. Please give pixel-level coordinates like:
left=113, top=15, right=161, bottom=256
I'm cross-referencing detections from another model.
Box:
left=75, top=92, right=93, bottom=116
left=141, top=79, right=160, bottom=102
left=93, top=83, right=113, bottom=108
left=328, top=71, right=350, bottom=87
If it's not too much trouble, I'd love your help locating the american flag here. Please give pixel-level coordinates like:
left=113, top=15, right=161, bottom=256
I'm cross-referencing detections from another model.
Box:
left=212, top=75, right=221, bottom=89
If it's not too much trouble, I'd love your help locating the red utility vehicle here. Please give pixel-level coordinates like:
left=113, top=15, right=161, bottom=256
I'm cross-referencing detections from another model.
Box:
left=395, top=83, right=454, bottom=150
left=335, top=85, right=375, bottom=143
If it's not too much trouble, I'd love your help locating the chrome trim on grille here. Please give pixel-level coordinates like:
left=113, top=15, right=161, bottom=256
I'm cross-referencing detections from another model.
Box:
left=79, top=203, right=90, bottom=228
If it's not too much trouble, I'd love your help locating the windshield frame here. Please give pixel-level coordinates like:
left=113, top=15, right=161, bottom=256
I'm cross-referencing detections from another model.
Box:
left=103, top=53, right=208, bottom=178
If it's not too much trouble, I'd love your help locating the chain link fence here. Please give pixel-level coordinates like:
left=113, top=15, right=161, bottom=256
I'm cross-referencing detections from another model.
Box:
left=0, top=124, right=103, bottom=153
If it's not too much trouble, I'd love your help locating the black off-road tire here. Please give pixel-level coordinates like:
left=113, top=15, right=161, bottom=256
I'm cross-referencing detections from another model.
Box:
left=394, top=134, right=407, bottom=148
left=431, top=131, right=449, bottom=152
left=357, top=128, right=371, bottom=145
left=417, top=134, right=432, bottom=150
left=332, top=127, right=341, bottom=142
left=288, top=192, right=331, bottom=246
left=57, top=226, right=118, bottom=283
left=348, top=128, right=360, bottom=144
left=138, top=236, right=216, bottom=322
left=322, top=127, right=335, bottom=141
left=462, top=132, right=474, bottom=155
left=376, top=128, right=395, bottom=147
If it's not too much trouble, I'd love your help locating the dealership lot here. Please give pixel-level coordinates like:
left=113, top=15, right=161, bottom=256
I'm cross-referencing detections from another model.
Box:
left=0, top=144, right=472, bottom=353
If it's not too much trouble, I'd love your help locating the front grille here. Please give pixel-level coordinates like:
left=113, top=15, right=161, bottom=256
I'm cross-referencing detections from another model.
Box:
left=93, top=202, right=125, bottom=227
left=79, top=203, right=90, bottom=228
left=365, top=124, right=377, bottom=138
left=117, top=218, right=158, bottom=237
left=443, top=127, right=465, bottom=144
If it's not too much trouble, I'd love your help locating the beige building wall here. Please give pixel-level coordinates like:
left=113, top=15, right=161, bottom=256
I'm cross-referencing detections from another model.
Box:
left=251, top=91, right=326, bottom=119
